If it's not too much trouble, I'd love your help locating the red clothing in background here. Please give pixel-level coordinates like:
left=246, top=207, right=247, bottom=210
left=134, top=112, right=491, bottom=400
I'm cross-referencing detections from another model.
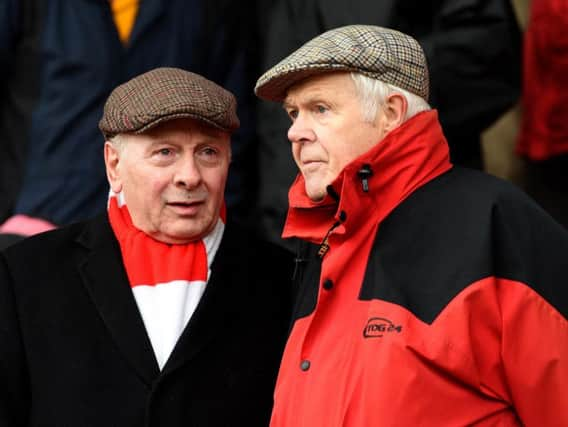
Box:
left=517, top=0, right=568, bottom=160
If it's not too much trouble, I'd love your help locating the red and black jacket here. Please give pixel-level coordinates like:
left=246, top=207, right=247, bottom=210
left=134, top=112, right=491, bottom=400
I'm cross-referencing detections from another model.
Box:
left=272, top=111, right=568, bottom=426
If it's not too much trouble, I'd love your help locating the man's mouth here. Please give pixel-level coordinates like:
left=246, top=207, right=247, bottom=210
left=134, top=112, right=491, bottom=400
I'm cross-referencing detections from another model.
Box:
left=167, top=189, right=208, bottom=207
left=301, top=160, right=323, bottom=172
left=166, top=200, right=205, bottom=216
left=168, top=201, right=202, bottom=207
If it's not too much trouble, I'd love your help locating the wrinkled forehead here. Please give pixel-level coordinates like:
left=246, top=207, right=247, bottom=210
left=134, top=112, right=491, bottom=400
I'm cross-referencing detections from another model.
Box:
left=114, top=119, right=232, bottom=158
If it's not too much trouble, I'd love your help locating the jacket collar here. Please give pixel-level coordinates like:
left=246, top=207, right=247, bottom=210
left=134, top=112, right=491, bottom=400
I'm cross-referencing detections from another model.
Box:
left=127, top=0, right=166, bottom=47
left=282, top=110, right=452, bottom=243
left=98, top=0, right=166, bottom=48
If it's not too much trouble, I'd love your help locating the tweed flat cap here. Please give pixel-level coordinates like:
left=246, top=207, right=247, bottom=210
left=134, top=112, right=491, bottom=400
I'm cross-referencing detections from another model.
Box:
left=99, top=67, right=239, bottom=139
left=255, top=25, right=429, bottom=102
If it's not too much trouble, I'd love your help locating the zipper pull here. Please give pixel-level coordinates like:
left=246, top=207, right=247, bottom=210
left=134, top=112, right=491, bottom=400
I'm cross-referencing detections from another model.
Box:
left=357, top=164, right=374, bottom=192
left=318, top=221, right=340, bottom=259
left=318, top=237, right=330, bottom=258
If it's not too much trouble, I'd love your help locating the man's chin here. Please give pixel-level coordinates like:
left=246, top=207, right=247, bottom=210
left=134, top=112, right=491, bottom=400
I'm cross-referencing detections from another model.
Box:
left=304, top=185, right=327, bottom=202
left=151, top=224, right=210, bottom=244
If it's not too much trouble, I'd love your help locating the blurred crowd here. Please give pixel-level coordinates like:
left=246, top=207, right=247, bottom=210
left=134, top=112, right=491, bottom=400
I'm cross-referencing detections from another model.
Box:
left=1, top=0, right=566, bottom=250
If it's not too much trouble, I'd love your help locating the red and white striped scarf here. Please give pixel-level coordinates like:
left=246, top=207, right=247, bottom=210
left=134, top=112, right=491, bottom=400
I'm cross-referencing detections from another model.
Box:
left=108, top=191, right=224, bottom=369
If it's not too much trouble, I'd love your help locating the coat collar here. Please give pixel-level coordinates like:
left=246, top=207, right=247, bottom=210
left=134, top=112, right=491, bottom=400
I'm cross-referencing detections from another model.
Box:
left=127, top=0, right=166, bottom=47
left=98, top=0, right=166, bottom=48
left=283, top=110, right=453, bottom=243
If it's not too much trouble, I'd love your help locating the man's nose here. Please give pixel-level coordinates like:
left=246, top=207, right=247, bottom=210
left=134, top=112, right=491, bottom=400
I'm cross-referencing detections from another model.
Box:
left=173, top=154, right=202, bottom=189
left=287, top=114, right=316, bottom=144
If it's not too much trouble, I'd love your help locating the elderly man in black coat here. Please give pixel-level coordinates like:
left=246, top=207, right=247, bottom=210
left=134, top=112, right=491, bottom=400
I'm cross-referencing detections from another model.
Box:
left=0, top=67, right=292, bottom=427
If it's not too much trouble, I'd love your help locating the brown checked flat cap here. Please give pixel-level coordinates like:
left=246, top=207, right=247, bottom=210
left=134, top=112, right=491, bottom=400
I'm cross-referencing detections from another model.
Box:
left=255, top=25, right=429, bottom=102
left=99, top=67, right=239, bottom=139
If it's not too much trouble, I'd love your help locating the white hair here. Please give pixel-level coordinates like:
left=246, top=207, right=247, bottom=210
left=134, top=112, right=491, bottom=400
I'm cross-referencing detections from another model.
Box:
left=108, top=134, right=126, bottom=152
left=350, top=72, right=431, bottom=123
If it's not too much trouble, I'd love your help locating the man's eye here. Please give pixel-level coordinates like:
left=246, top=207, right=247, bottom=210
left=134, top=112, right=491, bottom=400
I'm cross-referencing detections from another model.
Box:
left=316, top=105, right=328, bottom=113
left=197, top=147, right=221, bottom=161
left=288, top=110, right=298, bottom=120
left=157, top=148, right=172, bottom=156
left=197, top=146, right=223, bottom=165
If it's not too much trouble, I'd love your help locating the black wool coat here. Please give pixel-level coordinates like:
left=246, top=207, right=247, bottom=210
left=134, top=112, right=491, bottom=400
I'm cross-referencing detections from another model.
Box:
left=0, top=214, right=293, bottom=426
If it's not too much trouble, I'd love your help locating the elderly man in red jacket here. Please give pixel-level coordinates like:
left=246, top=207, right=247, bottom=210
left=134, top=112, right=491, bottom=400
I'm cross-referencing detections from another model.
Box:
left=255, top=25, right=568, bottom=427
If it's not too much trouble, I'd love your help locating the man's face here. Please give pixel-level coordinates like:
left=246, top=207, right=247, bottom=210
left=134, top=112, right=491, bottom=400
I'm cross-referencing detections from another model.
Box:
left=105, top=118, right=231, bottom=244
left=284, top=72, right=387, bottom=201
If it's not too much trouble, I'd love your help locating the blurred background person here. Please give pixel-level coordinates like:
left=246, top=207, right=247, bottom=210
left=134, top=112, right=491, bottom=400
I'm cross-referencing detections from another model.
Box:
left=516, top=0, right=568, bottom=228
left=0, top=0, right=40, bottom=225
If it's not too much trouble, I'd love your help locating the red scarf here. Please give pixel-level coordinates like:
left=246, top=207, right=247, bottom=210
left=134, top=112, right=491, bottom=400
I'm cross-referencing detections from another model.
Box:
left=107, top=192, right=225, bottom=369
left=108, top=194, right=209, bottom=286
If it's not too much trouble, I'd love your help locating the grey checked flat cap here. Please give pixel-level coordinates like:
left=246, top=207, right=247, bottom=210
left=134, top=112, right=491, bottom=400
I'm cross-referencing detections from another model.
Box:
left=255, top=25, right=429, bottom=102
left=99, top=67, right=239, bottom=139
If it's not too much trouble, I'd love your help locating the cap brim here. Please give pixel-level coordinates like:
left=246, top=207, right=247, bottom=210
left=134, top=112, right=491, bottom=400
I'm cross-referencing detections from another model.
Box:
left=255, top=64, right=358, bottom=102
left=133, top=112, right=237, bottom=135
left=102, top=112, right=236, bottom=139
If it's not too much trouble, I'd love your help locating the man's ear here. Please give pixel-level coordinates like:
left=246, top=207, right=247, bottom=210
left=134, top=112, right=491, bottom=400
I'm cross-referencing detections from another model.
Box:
left=381, top=93, right=408, bottom=134
left=104, top=141, right=123, bottom=193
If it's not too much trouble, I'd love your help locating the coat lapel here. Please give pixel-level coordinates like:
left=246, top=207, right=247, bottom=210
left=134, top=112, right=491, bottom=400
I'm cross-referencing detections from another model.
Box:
left=161, top=225, right=246, bottom=376
left=76, top=215, right=159, bottom=385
